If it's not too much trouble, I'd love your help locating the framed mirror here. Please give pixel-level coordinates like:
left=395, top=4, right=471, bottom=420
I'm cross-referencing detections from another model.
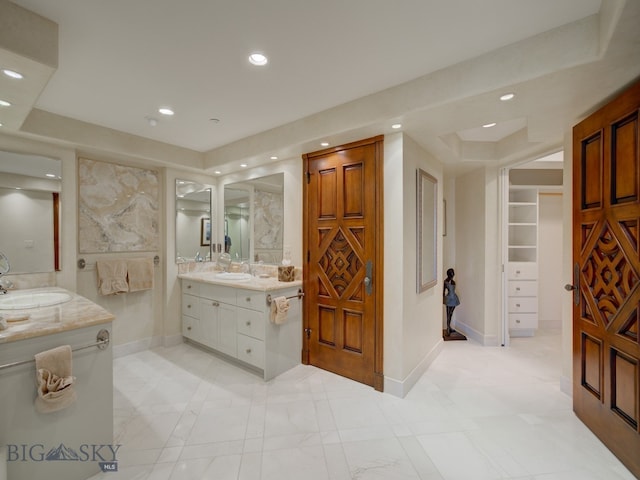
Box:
left=0, top=151, right=61, bottom=274
left=175, top=180, right=212, bottom=262
left=417, top=168, right=437, bottom=292
left=224, top=173, right=284, bottom=264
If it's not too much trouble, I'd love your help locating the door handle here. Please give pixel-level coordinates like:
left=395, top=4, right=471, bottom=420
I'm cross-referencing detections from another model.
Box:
left=364, top=260, right=373, bottom=296
left=564, top=284, right=577, bottom=291
left=565, top=263, right=580, bottom=305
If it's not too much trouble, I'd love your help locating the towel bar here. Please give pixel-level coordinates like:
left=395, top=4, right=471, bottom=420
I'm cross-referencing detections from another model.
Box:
left=0, top=328, right=110, bottom=371
left=266, top=288, right=304, bottom=306
left=78, top=255, right=160, bottom=270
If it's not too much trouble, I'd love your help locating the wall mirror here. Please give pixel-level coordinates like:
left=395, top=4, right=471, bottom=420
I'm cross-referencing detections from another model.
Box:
left=224, top=173, right=284, bottom=264
left=417, top=168, right=437, bottom=292
left=175, top=180, right=212, bottom=263
left=0, top=151, right=61, bottom=274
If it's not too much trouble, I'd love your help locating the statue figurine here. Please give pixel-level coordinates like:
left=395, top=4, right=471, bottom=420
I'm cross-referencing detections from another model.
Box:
left=443, top=268, right=460, bottom=336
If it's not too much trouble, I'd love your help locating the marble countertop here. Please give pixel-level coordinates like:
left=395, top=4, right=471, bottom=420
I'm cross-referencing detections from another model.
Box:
left=178, top=272, right=303, bottom=292
left=0, top=287, right=115, bottom=344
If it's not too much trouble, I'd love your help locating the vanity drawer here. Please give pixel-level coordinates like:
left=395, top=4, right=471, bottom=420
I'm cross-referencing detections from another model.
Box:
left=200, top=284, right=236, bottom=304
left=237, top=290, right=267, bottom=312
left=182, top=280, right=201, bottom=296
left=508, top=280, right=537, bottom=297
left=237, top=307, right=265, bottom=340
left=237, top=334, right=265, bottom=369
left=507, top=263, right=537, bottom=280
left=508, top=297, right=537, bottom=313
left=182, top=294, right=200, bottom=318
left=509, top=313, right=538, bottom=329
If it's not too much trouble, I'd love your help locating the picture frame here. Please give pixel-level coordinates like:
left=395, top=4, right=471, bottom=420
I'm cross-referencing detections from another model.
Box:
left=417, top=168, right=437, bottom=293
left=200, top=217, right=211, bottom=246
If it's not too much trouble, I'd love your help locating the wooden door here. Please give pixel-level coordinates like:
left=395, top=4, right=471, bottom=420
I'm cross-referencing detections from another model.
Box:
left=302, top=136, right=384, bottom=390
left=572, top=79, right=640, bottom=477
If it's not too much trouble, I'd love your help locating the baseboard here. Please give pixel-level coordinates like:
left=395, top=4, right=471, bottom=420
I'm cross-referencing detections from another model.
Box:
left=454, top=320, right=500, bottom=346
left=560, top=375, right=572, bottom=397
left=112, top=336, right=162, bottom=358
left=384, top=339, right=443, bottom=398
left=163, top=334, right=184, bottom=347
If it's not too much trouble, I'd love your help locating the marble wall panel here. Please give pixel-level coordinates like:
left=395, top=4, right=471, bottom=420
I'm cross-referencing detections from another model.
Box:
left=78, top=158, right=159, bottom=253
left=254, top=190, right=283, bottom=250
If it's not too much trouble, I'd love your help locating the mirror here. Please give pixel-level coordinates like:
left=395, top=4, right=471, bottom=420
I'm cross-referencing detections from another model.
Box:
left=0, top=151, right=61, bottom=274
left=417, top=168, right=437, bottom=292
left=175, top=180, right=212, bottom=262
left=224, top=173, right=284, bottom=264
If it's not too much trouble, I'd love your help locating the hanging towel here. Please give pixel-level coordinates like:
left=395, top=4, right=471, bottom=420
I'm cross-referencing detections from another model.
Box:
left=127, top=257, right=154, bottom=292
left=96, top=259, right=129, bottom=295
left=269, top=296, right=290, bottom=325
left=34, top=345, right=77, bottom=414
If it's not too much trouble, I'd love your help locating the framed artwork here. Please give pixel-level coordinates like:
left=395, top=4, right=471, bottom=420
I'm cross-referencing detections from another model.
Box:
left=417, top=168, right=437, bottom=292
left=200, top=218, right=211, bottom=246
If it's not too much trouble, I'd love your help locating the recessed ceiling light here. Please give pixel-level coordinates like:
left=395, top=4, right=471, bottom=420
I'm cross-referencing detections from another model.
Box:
left=391, top=123, right=402, bottom=129
left=158, top=107, right=174, bottom=116
left=0, top=123, right=3, bottom=127
left=483, top=122, right=497, bottom=128
left=500, top=93, right=515, bottom=101
left=0, top=100, right=11, bottom=107
left=320, top=142, right=329, bottom=147
left=240, top=163, right=248, bottom=168
left=270, top=156, right=278, bottom=160
left=248, top=53, right=268, bottom=66
left=3, top=69, right=23, bottom=79
left=214, top=170, right=221, bottom=175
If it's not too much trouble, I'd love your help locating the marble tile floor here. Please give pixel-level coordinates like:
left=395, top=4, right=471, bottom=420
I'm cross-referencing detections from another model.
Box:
left=88, top=329, right=635, bottom=480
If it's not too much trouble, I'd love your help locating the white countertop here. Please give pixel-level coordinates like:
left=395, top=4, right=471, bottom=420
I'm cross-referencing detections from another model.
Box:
left=178, top=271, right=303, bottom=292
left=0, top=287, right=114, bottom=344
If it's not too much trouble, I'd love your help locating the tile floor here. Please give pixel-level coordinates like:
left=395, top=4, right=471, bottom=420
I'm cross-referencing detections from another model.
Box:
left=88, top=329, right=635, bottom=480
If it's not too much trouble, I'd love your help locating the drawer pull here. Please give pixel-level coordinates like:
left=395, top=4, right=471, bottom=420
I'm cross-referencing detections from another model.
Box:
left=246, top=348, right=252, bottom=354
left=516, top=319, right=521, bottom=324
left=516, top=270, right=521, bottom=274
left=187, top=284, right=192, bottom=289
left=515, top=287, right=520, bottom=291
left=187, top=304, right=191, bottom=309
left=516, top=303, right=521, bottom=307
left=246, top=297, right=251, bottom=302
left=212, top=301, right=219, bottom=307
left=187, top=326, right=192, bottom=330
left=246, top=321, right=251, bottom=326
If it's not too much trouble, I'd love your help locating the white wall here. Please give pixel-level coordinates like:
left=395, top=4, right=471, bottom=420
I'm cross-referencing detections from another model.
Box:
left=384, top=133, right=444, bottom=396
left=538, top=193, right=564, bottom=328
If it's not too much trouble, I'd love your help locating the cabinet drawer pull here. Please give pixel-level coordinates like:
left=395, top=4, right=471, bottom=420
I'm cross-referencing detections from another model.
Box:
left=246, top=297, right=251, bottom=302
left=516, top=303, right=520, bottom=307
left=246, top=348, right=252, bottom=354
left=187, top=304, right=191, bottom=309
left=246, top=321, right=251, bottom=326
left=516, top=319, right=521, bottom=324
left=516, top=270, right=521, bottom=274
left=187, top=326, right=192, bottom=330
left=212, top=301, right=219, bottom=307
left=187, top=284, right=192, bottom=289
left=515, top=287, right=520, bottom=291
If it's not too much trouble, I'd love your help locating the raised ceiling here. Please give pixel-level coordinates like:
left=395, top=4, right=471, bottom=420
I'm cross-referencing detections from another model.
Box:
left=1, top=0, right=639, bottom=175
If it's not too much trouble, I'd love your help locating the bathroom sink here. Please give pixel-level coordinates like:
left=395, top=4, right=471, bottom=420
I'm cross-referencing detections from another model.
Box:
left=0, top=291, right=72, bottom=310
left=215, top=272, right=252, bottom=281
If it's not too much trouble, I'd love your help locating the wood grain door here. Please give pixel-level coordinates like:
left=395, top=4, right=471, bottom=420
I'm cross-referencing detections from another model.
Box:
left=572, top=79, right=640, bottom=477
left=302, top=136, right=384, bottom=390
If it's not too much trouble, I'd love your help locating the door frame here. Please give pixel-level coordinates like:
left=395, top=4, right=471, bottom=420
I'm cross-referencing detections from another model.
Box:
left=301, top=135, right=385, bottom=391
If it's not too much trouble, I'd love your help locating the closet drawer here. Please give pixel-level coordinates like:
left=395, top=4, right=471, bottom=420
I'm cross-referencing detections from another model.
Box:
left=508, top=263, right=537, bottom=280
left=237, top=290, right=267, bottom=312
left=237, top=307, right=265, bottom=340
left=508, top=281, right=537, bottom=297
left=508, top=297, right=537, bottom=313
left=237, top=334, right=265, bottom=369
left=182, top=294, right=200, bottom=318
left=509, top=313, right=538, bottom=329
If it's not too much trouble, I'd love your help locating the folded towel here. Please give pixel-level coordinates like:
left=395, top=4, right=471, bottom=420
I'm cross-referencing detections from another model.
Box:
left=34, top=345, right=76, bottom=414
left=127, top=257, right=154, bottom=292
left=269, top=296, right=290, bottom=325
left=96, top=259, right=129, bottom=295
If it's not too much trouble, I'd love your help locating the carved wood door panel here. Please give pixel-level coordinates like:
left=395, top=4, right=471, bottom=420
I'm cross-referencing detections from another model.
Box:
left=302, top=136, right=384, bottom=390
left=572, top=79, right=640, bottom=477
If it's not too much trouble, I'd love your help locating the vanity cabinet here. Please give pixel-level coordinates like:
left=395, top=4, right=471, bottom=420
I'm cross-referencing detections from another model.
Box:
left=181, top=278, right=302, bottom=380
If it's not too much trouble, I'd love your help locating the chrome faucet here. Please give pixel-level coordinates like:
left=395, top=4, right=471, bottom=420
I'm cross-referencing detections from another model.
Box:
left=241, top=260, right=253, bottom=276
left=194, top=251, right=204, bottom=262
left=0, top=277, right=12, bottom=295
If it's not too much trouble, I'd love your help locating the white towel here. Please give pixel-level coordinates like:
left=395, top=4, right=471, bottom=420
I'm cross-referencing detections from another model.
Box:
left=127, top=257, right=154, bottom=292
left=269, top=296, right=290, bottom=325
left=96, top=259, right=129, bottom=295
left=34, top=345, right=77, bottom=414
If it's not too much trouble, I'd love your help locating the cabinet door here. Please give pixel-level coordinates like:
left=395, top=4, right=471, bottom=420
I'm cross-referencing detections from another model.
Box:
left=217, top=302, right=237, bottom=357
left=199, top=298, right=220, bottom=348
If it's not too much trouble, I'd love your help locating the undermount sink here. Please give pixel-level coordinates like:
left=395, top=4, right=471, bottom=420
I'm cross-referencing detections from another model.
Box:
left=215, top=272, right=252, bottom=281
left=0, top=291, right=72, bottom=310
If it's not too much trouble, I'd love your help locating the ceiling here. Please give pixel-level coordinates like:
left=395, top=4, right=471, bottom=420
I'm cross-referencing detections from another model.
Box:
left=1, top=0, right=640, bottom=176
